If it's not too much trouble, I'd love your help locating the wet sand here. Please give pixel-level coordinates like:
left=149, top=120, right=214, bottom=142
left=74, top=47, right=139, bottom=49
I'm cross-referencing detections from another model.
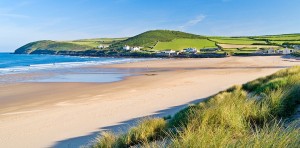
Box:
left=0, top=56, right=299, bottom=148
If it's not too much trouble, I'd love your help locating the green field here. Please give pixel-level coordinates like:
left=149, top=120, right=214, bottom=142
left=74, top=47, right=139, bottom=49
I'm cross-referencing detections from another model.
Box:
left=270, top=40, right=300, bottom=45
left=221, top=48, right=258, bottom=54
left=154, top=39, right=216, bottom=51
left=253, top=34, right=300, bottom=41
left=66, top=38, right=127, bottom=48
left=238, top=48, right=259, bottom=51
left=210, top=37, right=266, bottom=45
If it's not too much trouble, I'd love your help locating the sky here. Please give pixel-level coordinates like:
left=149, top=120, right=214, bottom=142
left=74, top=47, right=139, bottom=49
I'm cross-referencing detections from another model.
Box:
left=0, top=0, right=299, bottom=52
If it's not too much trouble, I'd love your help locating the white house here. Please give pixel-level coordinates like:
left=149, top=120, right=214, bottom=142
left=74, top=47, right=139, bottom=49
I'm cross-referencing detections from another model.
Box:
left=267, top=48, right=276, bottom=54
left=98, top=44, right=109, bottom=49
left=183, top=48, right=198, bottom=53
left=157, top=50, right=177, bottom=56
left=130, top=46, right=141, bottom=51
left=123, top=45, right=131, bottom=50
left=277, top=48, right=294, bottom=55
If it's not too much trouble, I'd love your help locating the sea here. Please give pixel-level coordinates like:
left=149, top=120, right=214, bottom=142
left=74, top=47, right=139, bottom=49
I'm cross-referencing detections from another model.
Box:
left=0, top=53, right=151, bottom=83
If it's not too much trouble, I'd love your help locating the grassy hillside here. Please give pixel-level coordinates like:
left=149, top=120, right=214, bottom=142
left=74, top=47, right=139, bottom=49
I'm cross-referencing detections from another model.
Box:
left=14, top=30, right=300, bottom=55
left=154, top=39, right=216, bottom=51
left=92, top=66, right=300, bottom=147
left=69, top=38, right=127, bottom=47
left=111, top=30, right=205, bottom=49
left=14, top=40, right=94, bottom=54
left=14, top=38, right=126, bottom=54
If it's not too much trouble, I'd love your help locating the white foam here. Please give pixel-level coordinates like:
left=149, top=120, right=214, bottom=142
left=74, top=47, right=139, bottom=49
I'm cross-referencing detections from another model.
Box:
left=0, top=58, right=156, bottom=75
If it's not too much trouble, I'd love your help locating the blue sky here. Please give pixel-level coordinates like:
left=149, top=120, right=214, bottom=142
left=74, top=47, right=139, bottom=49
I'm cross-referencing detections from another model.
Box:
left=0, top=0, right=299, bottom=52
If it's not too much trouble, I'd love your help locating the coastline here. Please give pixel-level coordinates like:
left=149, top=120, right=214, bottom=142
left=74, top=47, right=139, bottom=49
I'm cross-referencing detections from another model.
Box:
left=0, top=56, right=299, bottom=147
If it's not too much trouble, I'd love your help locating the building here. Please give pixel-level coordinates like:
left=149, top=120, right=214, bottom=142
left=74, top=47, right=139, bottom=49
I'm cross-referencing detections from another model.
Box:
left=123, top=45, right=131, bottom=50
left=157, top=50, right=177, bottom=56
left=183, top=48, right=198, bottom=54
left=267, top=48, right=276, bottom=54
left=130, top=46, right=141, bottom=51
left=98, top=44, right=109, bottom=49
left=277, top=48, right=294, bottom=55
left=200, top=48, right=220, bottom=53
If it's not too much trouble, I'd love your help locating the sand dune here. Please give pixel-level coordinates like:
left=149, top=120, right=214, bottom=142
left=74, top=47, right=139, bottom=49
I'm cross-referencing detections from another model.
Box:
left=0, top=56, right=299, bottom=148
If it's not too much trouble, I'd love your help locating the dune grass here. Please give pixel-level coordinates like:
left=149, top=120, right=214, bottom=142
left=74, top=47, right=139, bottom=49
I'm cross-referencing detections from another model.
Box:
left=91, top=66, right=300, bottom=148
left=92, top=118, right=166, bottom=148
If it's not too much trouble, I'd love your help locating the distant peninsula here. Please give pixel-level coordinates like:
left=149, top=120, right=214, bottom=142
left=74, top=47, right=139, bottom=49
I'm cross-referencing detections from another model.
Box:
left=14, top=30, right=300, bottom=58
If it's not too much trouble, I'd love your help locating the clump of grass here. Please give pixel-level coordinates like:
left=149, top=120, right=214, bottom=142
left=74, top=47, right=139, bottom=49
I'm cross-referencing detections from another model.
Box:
left=234, top=121, right=300, bottom=147
left=120, top=118, right=166, bottom=145
left=92, top=118, right=166, bottom=147
left=92, top=132, right=117, bottom=148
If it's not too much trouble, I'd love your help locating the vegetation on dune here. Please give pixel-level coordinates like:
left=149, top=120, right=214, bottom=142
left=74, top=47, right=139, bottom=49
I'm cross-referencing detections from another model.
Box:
left=92, top=118, right=166, bottom=148
left=111, top=30, right=205, bottom=49
left=92, top=66, right=300, bottom=147
left=154, top=39, right=216, bottom=51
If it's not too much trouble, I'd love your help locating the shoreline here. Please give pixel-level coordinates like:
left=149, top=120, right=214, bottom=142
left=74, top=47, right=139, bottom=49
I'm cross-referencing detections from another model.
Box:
left=0, top=56, right=300, bottom=147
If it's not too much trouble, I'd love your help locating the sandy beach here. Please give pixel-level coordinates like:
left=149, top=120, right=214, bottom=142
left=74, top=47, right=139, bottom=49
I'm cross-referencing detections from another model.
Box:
left=0, top=56, right=299, bottom=148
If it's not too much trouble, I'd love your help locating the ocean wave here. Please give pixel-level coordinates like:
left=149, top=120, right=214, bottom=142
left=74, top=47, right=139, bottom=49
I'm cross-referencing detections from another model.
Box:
left=0, top=58, right=154, bottom=75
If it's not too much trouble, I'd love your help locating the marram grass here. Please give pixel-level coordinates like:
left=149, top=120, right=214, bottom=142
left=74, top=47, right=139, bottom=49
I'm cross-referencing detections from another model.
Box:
left=91, top=66, right=300, bottom=148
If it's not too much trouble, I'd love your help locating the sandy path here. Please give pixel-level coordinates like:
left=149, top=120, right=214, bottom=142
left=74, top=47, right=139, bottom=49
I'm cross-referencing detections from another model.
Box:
left=0, top=56, right=299, bottom=148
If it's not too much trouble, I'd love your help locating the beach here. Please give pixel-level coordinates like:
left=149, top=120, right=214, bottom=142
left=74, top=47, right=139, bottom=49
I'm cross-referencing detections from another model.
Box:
left=0, top=56, right=299, bottom=148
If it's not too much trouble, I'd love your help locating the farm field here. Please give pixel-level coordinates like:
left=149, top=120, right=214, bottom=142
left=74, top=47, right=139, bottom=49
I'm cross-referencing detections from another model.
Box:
left=210, top=37, right=266, bottom=45
left=253, top=34, right=300, bottom=41
left=221, top=48, right=259, bottom=54
left=270, top=41, right=300, bottom=45
left=218, top=43, right=280, bottom=49
left=154, top=39, right=216, bottom=51
left=65, top=38, right=127, bottom=48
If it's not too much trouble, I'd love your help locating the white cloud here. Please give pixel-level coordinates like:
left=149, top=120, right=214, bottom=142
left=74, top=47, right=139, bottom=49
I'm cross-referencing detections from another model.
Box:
left=179, top=15, right=206, bottom=30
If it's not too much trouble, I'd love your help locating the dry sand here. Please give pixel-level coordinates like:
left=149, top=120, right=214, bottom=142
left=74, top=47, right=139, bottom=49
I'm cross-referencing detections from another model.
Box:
left=0, top=56, right=299, bottom=148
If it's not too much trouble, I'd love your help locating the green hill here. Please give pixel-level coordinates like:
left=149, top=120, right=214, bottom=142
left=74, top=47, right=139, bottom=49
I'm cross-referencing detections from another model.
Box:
left=154, top=38, right=216, bottom=51
left=110, top=30, right=205, bottom=49
left=14, top=40, right=92, bottom=54
left=14, top=30, right=300, bottom=55
left=14, top=38, right=126, bottom=54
